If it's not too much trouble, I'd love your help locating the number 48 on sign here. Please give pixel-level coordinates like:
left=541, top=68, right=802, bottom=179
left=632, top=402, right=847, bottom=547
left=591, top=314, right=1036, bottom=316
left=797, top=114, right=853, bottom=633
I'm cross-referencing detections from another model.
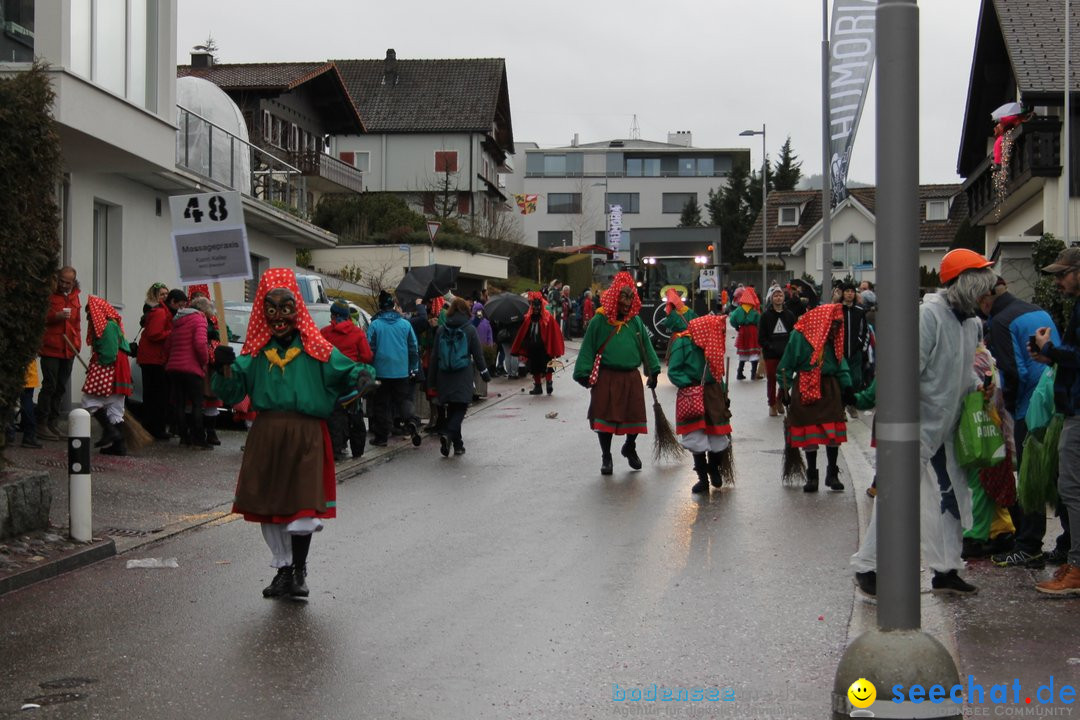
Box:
left=183, top=194, right=230, bottom=223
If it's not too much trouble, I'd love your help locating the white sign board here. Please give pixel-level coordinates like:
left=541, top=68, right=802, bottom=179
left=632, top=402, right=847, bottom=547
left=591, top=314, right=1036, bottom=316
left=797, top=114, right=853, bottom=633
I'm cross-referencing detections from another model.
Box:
left=169, top=191, right=251, bottom=284
left=607, top=204, right=623, bottom=250
left=699, top=268, right=718, bottom=291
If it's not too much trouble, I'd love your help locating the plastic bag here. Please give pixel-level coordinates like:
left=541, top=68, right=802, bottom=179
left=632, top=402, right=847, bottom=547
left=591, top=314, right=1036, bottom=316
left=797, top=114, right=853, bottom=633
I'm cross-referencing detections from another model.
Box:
left=1024, top=365, right=1057, bottom=432
left=1018, top=413, right=1063, bottom=513
left=955, top=390, right=1006, bottom=468
left=125, top=557, right=179, bottom=569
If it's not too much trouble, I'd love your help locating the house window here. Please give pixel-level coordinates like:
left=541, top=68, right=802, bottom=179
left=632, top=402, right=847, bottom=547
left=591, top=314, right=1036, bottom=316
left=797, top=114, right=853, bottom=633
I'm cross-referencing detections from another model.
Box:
left=289, top=124, right=299, bottom=151
left=69, top=1, right=158, bottom=110
left=662, top=192, right=697, bottom=214
left=262, top=111, right=272, bottom=142
left=538, top=231, right=573, bottom=248
left=435, top=151, right=458, bottom=173
left=678, top=158, right=696, bottom=177
left=926, top=199, right=949, bottom=221
left=458, top=192, right=470, bottom=214
left=778, top=206, right=799, bottom=226
left=547, top=193, right=582, bottom=214
left=605, top=192, right=640, bottom=214
left=832, top=236, right=873, bottom=268
left=92, top=201, right=122, bottom=304
left=338, top=151, right=368, bottom=172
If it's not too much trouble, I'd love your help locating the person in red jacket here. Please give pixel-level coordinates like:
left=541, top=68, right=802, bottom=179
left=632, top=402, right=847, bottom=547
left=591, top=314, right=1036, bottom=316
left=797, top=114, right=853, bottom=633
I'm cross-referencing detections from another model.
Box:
left=511, top=291, right=565, bottom=395
left=320, top=301, right=373, bottom=460
left=135, top=283, right=174, bottom=440
left=36, top=267, right=82, bottom=440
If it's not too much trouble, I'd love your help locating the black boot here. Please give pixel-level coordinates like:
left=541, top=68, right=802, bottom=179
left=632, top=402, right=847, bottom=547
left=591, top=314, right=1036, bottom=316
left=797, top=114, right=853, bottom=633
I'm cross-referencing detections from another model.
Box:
left=100, top=423, right=127, bottom=456
left=94, top=411, right=120, bottom=448
left=706, top=451, right=724, bottom=488
left=289, top=564, right=309, bottom=597
left=803, top=468, right=819, bottom=493
left=529, top=382, right=543, bottom=395
left=546, top=379, right=554, bottom=395
left=825, top=465, right=845, bottom=491
left=691, top=454, right=710, bottom=494
left=600, top=454, right=613, bottom=476
left=736, top=362, right=746, bottom=380
left=621, top=440, right=642, bottom=470
left=204, top=415, right=221, bottom=446
left=262, top=567, right=291, bottom=598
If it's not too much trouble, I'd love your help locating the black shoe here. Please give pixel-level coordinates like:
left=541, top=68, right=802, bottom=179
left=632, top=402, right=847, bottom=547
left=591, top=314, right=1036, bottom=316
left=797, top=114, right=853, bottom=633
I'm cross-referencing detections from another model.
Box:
left=262, top=567, right=292, bottom=598
left=439, top=436, right=451, bottom=457
left=453, top=444, right=466, bottom=456
left=1046, top=547, right=1069, bottom=565
left=931, top=569, right=977, bottom=595
left=600, top=454, right=613, bottom=476
left=152, top=431, right=172, bottom=441
left=94, top=413, right=121, bottom=448
left=736, top=373, right=746, bottom=381
left=289, top=565, right=309, bottom=597
left=21, top=437, right=43, bottom=449
left=988, top=532, right=1015, bottom=555
left=691, top=472, right=710, bottom=495
left=529, top=383, right=543, bottom=395
left=621, top=443, right=642, bottom=470
left=407, top=422, right=422, bottom=447
left=706, top=451, right=724, bottom=487
left=334, top=453, right=348, bottom=463
left=546, top=381, right=554, bottom=395
left=371, top=437, right=388, bottom=447
left=962, top=537, right=995, bottom=559
left=204, top=429, right=221, bottom=446
left=824, top=466, right=844, bottom=491
left=803, top=468, right=819, bottom=493
left=855, top=571, right=877, bottom=597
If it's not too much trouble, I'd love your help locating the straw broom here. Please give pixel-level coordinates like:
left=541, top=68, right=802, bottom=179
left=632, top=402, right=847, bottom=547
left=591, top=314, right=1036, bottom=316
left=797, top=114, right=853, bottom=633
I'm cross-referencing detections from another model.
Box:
left=650, top=386, right=684, bottom=462
left=64, top=336, right=153, bottom=451
left=780, top=387, right=805, bottom=486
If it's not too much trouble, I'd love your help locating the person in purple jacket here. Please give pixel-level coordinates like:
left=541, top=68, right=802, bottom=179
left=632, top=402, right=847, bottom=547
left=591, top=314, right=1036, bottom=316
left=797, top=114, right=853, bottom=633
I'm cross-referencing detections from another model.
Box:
left=165, top=297, right=210, bottom=448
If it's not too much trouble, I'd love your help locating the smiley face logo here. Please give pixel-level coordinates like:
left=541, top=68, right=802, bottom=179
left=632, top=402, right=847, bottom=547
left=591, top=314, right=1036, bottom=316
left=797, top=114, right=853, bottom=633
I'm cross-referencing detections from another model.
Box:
left=847, top=678, right=877, bottom=709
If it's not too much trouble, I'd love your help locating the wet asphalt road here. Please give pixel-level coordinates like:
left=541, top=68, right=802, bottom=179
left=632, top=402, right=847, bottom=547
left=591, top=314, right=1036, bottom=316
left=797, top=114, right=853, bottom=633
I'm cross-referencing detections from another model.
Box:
left=0, top=344, right=860, bottom=719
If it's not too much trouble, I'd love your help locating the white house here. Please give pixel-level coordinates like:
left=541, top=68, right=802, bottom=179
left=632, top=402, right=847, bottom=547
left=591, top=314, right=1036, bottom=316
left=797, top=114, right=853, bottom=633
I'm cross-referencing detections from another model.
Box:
left=520, top=133, right=750, bottom=262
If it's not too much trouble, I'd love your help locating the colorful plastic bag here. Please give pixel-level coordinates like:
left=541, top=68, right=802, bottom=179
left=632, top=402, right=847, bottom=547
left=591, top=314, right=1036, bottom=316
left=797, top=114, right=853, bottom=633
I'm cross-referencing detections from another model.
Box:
left=956, top=390, right=1006, bottom=468
left=1024, top=365, right=1057, bottom=432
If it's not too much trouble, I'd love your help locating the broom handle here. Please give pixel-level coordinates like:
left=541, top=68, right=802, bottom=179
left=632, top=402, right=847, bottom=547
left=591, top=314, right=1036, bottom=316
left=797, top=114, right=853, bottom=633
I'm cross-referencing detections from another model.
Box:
left=63, top=335, right=89, bottom=371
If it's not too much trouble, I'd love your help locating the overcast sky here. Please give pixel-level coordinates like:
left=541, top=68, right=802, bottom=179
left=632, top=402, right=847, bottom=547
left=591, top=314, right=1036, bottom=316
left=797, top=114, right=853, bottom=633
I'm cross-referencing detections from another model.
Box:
left=178, top=0, right=982, bottom=186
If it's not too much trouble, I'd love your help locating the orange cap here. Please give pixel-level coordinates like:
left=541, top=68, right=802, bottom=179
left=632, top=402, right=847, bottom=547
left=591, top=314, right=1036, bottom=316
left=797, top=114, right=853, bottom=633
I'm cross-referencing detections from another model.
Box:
left=939, top=248, right=994, bottom=284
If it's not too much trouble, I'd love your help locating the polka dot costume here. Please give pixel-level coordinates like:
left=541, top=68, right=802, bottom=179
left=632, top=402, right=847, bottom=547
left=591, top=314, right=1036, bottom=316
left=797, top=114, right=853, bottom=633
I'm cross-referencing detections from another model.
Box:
left=688, top=314, right=727, bottom=382
left=599, top=272, right=642, bottom=321
left=241, top=268, right=333, bottom=362
left=792, top=303, right=845, bottom=404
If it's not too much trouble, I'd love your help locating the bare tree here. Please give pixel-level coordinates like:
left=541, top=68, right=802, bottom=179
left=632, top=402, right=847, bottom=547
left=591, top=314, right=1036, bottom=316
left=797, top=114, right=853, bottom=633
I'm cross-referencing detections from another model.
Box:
left=472, top=203, right=524, bottom=244
left=563, top=176, right=601, bottom=245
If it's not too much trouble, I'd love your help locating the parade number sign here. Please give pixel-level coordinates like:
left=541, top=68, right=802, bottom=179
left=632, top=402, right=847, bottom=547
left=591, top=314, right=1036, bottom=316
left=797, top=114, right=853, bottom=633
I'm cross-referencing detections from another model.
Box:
left=169, top=191, right=252, bottom=284
left=699, top=268, right=718, bottom=291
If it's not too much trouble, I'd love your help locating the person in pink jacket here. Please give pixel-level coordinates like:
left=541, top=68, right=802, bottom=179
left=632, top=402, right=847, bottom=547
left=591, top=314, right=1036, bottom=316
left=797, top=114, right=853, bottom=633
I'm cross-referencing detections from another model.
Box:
left=165, top=298, right=209, bottom=448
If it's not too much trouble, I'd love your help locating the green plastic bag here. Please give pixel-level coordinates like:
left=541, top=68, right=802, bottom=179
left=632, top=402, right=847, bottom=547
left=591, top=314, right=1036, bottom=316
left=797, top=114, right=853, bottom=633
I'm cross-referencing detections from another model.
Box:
left=955, top=390, right=1006, bottom=468
left=1018, top=413, right=1063, bottom=513
left=1024, top=366, right=1057, bottom=432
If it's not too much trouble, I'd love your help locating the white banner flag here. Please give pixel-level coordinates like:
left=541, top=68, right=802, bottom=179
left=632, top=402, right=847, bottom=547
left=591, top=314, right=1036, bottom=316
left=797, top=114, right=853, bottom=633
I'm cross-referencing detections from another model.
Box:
left=607, top=204, right=623, bottom=250
left=828, top=0, right=876, bottom=207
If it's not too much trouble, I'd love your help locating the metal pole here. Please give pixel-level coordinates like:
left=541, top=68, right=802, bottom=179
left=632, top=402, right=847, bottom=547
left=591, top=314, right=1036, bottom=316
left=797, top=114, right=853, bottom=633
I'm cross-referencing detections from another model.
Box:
left=761, top=124, right=768, bottom=293
left=876, top=0, right=921, bottom=632
left=822, top=0, right=833, bottom=292
left=1066, top=0, right=1071, bottom=246
left=68, top=408, right=92, bottom=543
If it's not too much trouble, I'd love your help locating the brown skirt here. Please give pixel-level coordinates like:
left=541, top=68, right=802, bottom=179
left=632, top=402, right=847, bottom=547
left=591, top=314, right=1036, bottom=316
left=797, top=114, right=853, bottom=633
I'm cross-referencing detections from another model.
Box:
left=786, top=375, right=847, bottom=447
left=588, top=368, right=647, bottom=435
left=233, top=411, right=335, bottom=523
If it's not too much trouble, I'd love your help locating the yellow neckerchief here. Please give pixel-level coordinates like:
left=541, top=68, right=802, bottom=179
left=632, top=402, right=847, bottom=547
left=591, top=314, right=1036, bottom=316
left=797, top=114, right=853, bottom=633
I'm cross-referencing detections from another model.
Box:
left=264, top=346, right=302, bottom=373
left=595, top=306, right=630, bottom=333
left=671, top=329, right=691, bottom=339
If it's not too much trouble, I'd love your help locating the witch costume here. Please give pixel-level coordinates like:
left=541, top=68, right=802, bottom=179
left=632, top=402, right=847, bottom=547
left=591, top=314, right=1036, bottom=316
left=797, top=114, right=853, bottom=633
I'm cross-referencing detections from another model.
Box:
left=777, top=303, right=854, bottom=492
left=663, top=293, right=733, bottom=494
left=81, top=296, right=133, bottom=456
left=729, top=287, right=762, bottom=379
left=511, top=291, right=565, bottom=395
left=212, top=269, right=376, bottom=599
left=573, top=272, right=661, bottom=475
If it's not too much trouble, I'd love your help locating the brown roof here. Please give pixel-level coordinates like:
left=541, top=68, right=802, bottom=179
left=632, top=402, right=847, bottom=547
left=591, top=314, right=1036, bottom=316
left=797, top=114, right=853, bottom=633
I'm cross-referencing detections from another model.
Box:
left=334, top=56, right=514, bottom=151
left=744, top=184, right=966, bottom=254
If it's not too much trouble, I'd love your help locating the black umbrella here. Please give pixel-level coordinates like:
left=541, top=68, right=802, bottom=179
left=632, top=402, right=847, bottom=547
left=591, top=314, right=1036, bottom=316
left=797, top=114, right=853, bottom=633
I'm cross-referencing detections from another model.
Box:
left=483, top=292, right=530, bottom=325
left=395, top=264, right=460, bottom=306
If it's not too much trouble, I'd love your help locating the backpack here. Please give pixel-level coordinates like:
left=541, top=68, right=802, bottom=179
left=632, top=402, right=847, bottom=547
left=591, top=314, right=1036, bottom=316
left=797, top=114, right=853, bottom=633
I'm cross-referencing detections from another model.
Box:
left=438, top=325, right=471, bottom=372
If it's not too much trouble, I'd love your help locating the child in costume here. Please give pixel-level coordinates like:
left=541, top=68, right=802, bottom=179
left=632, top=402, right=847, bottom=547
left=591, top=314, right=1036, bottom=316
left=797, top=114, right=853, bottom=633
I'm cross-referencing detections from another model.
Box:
left=778, top=303, right=855, bottom=492
left=663, top=291, right=733, bottom=494
left=81, top=296, right=133, bottom=455
left=729, top=287, right=762, bottom=380
left=511, top=291, right=565, bottom=395
left=212, top=269, right=376, bottom=600
left=573, top=272, right=661, bottom=475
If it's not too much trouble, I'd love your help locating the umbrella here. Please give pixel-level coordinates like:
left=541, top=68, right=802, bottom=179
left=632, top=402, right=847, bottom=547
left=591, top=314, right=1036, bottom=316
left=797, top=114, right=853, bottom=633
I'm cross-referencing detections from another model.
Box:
left=395, top=264, right=460, bottom=306
left=789, top=278, right=819, bottom=308
left=990, top=102, right=1023, bottom=122
left=483, top=292, right=530, bottom=325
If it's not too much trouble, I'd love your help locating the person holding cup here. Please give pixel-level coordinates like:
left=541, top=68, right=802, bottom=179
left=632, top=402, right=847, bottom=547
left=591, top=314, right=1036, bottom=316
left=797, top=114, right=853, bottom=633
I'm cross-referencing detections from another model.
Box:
left=36, top=266, right=82, bottom=440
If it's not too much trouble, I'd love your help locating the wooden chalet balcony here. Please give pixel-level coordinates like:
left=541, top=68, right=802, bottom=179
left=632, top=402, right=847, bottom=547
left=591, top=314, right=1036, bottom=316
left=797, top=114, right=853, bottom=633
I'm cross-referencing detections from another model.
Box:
left=288, top=151, right=365, bottom=195
left=966, top=116, right=1062, bottom=225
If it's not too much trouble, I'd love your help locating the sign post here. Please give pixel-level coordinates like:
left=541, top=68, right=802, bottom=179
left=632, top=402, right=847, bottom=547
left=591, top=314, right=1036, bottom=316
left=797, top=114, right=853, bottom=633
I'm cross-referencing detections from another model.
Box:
left=426, top=221, right=441, bottom=265
left=169, top=190, right=252, bottom=333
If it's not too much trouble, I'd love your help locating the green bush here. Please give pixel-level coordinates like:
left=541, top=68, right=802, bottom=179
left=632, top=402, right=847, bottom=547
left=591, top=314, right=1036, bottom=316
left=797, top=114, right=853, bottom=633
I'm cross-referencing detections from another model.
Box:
left=1032, top=234, right=1074, bottom=333
left=0, top=66, right=61, bottom=462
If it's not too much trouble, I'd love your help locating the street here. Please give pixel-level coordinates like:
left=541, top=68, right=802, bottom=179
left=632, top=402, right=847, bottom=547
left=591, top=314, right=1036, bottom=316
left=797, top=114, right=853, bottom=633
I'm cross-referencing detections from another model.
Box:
left=0, top=342, right=861, bottom=719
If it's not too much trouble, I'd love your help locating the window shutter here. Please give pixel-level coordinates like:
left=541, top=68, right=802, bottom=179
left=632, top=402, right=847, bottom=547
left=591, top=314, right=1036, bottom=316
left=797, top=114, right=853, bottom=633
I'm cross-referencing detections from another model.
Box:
left=339, top=151, right=355, bottom=166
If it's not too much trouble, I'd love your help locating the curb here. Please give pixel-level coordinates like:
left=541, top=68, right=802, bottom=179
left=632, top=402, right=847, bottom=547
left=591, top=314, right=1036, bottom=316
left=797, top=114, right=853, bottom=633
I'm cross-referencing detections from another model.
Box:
left=0, top=536, right=115, bottom=598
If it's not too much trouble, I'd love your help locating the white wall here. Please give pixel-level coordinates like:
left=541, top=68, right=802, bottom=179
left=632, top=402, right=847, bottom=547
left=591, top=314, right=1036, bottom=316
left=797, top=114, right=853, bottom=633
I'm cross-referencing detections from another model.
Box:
left=799, top=204, right=877, bottom=283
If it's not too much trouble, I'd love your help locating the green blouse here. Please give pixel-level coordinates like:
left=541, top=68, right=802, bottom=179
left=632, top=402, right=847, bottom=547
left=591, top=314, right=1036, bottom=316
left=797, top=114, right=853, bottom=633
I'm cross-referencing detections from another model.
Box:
left=574, top=313, right=661, bottom=380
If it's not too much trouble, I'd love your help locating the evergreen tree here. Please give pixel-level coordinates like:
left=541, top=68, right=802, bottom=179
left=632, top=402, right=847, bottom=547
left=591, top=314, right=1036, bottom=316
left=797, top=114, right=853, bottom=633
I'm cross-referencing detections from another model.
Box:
left=772, top=136, right=802, bottom=191
left=746, top=158, right=773, bottom=216
left=679, top=196, right=703, bottom=227
left=706, top=160, right=754, bottom=263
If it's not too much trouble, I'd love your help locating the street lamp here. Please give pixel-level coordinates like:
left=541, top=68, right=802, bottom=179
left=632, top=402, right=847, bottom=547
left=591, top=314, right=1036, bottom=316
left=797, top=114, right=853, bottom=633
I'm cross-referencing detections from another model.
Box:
left=740, top=125, right=767, bottom=294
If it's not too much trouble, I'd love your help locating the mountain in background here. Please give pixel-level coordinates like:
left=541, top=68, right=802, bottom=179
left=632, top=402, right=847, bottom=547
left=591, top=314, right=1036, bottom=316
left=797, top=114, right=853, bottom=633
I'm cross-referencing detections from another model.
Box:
left=797, top=174, right=872, bottom=191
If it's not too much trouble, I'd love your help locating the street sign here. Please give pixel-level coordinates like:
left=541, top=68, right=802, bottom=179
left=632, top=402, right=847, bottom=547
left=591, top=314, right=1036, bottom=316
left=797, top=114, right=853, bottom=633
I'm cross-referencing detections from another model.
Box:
left=169, top=190, right=251, bottom=284
left=699, top=268, right=718, bottom=291
left=427, top=221, right=441, bottom=243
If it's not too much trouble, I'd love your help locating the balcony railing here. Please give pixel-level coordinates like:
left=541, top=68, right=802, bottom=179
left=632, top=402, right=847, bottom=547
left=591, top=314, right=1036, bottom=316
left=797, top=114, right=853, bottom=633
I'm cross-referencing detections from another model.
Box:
left=966, top=116, right=1062, bottom=224
left=176, top=104, right=308, bottom=216
left=288, top=151, right=364, bottom=194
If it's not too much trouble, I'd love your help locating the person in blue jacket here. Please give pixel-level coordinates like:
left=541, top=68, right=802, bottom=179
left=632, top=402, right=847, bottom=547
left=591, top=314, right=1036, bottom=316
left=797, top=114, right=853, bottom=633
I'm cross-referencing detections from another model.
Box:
left=367, top=290, right=421, bottom=447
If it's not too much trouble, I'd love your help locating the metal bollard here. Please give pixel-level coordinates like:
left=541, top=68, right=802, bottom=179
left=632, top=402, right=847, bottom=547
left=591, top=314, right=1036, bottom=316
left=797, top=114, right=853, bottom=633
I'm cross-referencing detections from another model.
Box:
left=68, top=408, right=92, bottom=542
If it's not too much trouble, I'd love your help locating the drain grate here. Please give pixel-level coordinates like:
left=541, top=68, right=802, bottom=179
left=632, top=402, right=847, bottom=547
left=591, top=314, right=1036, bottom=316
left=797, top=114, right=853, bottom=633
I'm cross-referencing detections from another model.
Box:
left=39, top=678, right=97, bottom=690
left=103, top=527, right=161, bottom=538
left=23, top=692, right=86, bottom=706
